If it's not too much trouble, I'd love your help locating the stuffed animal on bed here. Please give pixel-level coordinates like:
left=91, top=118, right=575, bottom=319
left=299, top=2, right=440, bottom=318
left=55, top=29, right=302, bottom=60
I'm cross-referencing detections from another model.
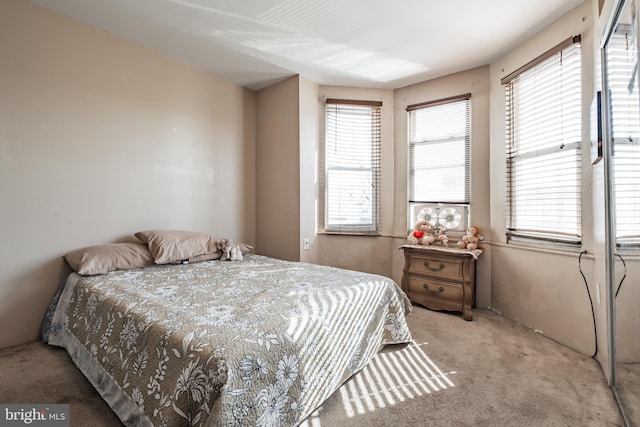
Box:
left=407, top=221, right=436, bottom=246
left=216, top=239, right=252, bottom=261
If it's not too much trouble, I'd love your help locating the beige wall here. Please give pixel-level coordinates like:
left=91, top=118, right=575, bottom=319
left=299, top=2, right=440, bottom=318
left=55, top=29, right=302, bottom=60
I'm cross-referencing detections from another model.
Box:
left=312, top=87, right=399, bottom=278
left=250, top=2, right=619, bottom=369
left=0, top=0, right=255, bottom=348
left=489, top=1, right=597, bottom=355
left=312, top=71, right=492, bottom=299
left=0, top=0, right=625, bottom=363
left=394, top=66, right=492, bottom=307
left=298, top=77, right=320, bottom=264
left=255, top=75, right=319, bottom=263
left=255, top=76, right=300, bottom=261
left=318, top=86, right=396, bottom=237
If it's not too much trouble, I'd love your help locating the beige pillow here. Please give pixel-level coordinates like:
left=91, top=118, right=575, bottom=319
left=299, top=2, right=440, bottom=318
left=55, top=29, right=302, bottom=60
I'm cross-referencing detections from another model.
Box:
left=187, top=252, right=222, bottom=263
left=135, top=230, right=217, bottom=264
left=64, top=242, right=155, bottom=275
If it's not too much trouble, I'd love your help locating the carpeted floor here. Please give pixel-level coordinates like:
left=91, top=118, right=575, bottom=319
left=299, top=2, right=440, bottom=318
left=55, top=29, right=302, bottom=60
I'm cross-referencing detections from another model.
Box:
left=0, top=307, right=626, bottom=426
left=616, top=362, right=640, bottom=424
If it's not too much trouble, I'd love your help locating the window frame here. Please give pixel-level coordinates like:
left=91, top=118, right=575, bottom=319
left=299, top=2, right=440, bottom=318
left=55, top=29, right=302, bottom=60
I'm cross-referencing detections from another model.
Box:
left=606, top=27, right=640, bottom=248
left=502, top=35, right=583, bottom=246
left=406, top=94, right=471, bottom=235
left=320, top=98, right=382, bottom=235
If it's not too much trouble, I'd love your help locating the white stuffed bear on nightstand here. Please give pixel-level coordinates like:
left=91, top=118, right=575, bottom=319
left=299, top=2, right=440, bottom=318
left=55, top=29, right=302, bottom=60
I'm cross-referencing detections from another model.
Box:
left=406, top=221, right=436, bottom=246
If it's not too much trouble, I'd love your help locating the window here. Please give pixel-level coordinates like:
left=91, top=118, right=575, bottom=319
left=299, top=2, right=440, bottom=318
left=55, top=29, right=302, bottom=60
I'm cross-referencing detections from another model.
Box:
left=407, top=95, right=470, bottom=234
left=321, top=99, right=381, bottom=234
left=502, top=35, right=582, bottom=245
left=607, top=27, right=640, bottom=247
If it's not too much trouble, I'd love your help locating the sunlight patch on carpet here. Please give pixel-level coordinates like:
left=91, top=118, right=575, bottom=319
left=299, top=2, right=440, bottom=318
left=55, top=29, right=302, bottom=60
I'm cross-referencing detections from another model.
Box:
left=340, top=340, right=455, bottom=418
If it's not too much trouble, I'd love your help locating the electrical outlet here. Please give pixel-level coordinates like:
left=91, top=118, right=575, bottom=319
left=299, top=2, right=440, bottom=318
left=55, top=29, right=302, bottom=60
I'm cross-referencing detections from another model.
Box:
left=303, top=238, right=310, bottom=250
left=596, top=282, right=601, bottom=304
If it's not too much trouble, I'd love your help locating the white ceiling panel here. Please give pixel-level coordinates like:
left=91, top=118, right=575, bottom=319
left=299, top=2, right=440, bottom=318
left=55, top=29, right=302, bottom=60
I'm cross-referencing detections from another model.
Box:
left=30, top=0, right=585, bottom=90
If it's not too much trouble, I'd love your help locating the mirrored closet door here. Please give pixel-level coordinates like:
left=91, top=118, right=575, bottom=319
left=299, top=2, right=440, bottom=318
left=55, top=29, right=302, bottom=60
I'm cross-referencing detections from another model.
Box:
left=602, top=0, right=640, bottom=424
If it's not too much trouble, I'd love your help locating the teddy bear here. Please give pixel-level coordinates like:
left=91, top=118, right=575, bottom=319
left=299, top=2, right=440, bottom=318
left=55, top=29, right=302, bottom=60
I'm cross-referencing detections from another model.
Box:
left=216, top=239, right=252, bottom=261
left=407, top=221, right=435, bottom=246
left=457, top=226, right=479, bottom=251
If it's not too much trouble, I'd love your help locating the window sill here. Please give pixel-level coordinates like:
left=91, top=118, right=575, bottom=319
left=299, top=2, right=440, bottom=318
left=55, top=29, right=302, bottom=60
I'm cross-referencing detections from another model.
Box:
left=614, top=247, right=640, bottom=259
left=319, top=230, right=382, bottom=237
left=489, top=240, right=584, bottom=257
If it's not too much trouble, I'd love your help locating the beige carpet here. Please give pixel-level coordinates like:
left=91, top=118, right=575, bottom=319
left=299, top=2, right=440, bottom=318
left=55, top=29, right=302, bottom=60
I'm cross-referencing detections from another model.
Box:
left=616, top=362, right=640, bottom=424
left=0, top=307, right=625, bottom=426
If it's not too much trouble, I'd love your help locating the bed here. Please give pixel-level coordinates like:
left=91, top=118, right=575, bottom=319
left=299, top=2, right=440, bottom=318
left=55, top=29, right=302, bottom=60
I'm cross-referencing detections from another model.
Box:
left=43, top=231, right=412, bottom=426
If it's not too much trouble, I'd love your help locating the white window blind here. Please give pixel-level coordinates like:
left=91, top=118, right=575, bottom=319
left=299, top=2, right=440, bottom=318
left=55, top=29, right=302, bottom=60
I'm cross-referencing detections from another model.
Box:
left=503, top=35, right=582, bottom=244
left=321, top=99, right=381, bottom=234
left=408, top=95, right=471, bottom=205
left=406, top=95, right=471, bottom=234
left=607, top=28, right=640, bottom=247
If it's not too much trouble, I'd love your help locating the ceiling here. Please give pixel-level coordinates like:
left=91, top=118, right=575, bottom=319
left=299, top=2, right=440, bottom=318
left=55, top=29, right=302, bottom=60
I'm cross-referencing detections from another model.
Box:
left=32, top=0, right=585, bottom=91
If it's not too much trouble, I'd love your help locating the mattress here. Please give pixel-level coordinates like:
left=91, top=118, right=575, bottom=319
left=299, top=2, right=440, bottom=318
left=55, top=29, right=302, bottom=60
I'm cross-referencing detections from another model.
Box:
left=44, top=254, right=412, bottom=426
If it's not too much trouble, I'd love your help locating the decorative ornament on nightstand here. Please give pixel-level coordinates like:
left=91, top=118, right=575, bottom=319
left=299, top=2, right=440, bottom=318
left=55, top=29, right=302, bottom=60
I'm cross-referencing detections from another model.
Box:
left=433, top=223, right=448, bottom=246
left=430, top=206, right=462, bottom=247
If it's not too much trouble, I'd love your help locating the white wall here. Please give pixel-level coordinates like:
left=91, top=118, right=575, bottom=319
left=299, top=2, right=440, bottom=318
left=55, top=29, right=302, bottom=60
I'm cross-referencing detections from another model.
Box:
left=0, top=0, right=255, bottom=348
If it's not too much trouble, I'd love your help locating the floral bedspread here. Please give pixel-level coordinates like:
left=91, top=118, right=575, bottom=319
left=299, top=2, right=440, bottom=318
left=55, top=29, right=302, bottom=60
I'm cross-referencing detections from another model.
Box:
left=45, top=254, right=412, bottom=426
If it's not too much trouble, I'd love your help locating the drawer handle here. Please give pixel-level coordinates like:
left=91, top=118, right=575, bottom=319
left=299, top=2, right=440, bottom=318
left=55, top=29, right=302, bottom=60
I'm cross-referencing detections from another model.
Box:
left=423, top=283, right=444, bottom=293
left=424, top=261, right=445, bottom=272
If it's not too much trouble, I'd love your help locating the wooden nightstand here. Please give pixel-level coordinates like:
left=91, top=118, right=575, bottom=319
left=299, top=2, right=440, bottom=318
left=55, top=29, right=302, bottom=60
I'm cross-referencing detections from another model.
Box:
left=401, top=245, right=481, bottom=321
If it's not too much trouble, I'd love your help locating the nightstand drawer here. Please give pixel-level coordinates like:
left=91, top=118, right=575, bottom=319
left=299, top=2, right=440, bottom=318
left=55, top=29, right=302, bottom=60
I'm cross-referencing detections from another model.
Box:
left=408, top=255, right=464, bottom=281
left=406, top=275, right=462, bottom=302
left=401, top=245, right=480, bottom=320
